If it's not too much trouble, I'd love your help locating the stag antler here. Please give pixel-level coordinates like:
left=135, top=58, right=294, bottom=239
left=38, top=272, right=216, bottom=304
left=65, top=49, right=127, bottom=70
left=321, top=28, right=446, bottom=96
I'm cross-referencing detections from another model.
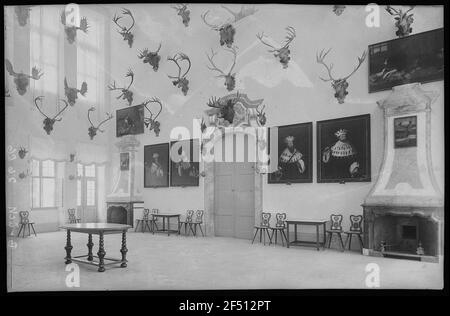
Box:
left=113, top=8, right=135, bottom=47
left=221, top=5, right=258, bottom=24
left=34, top=96, right=50, bottom=119
left=207, top=46, right=237, bottom=77
left=316, top=48, right=336, bottom=82
left=143, top=97, right=163, bottom=136
left=207, top=96, right=222, bottom=108
left=256, top=104, right=265, bottom=116
left=88, top=107, right=113, bottom=132
left=201, top=10, right=222, bottom=30
left=256, top=32, right=278, bottom=52
left=168, top=53, right=191, bottom=79
left=34, top=96, right=69, bottom=120
left=282, top=26, right=296, bottom=49
left=342, top=51, right=367, bottom=81
left=143, top=97, right=163, bottom=121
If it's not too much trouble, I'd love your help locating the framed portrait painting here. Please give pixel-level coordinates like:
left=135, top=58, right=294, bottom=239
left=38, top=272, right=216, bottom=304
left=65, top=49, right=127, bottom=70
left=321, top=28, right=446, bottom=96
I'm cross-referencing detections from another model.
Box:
left=120, top=152, right=129, bottom=171
left=144, top=143, right=169, bottom=188
left=116, top=104, right=145, bottom=137
left=368, top=28, right=444, bottom=93
left=394, top=116, right=417, bottom=148
left=317, top=114, right=371, bottom=183
left=268, top=122, right=313, bottom=184
left=170, top=139, right=200, bottom=187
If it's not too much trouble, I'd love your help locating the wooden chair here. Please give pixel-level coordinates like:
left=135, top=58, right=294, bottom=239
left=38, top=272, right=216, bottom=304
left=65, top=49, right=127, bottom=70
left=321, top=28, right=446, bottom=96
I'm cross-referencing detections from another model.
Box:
left=135, top=208, right=152, bottom=233
left=178, top=210, right=195, bottom=235
left=190, top=210, right=205, bottom=237
left=252, top=212, right=272, bottom=245
left=18, top=211, right=37, bottom=237
left=344, top=215, right=364, bottom=252
left=326, top=214, right=345, bottom=251
left=67, top=208, right=81, bottom=224
left=149, top=208, right=159, bottom=232
left=270, top=213, right=288, bottom=246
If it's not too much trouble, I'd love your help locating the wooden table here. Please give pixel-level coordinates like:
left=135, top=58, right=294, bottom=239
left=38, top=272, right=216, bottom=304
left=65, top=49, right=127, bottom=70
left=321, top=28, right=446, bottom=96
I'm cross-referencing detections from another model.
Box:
left=286, top=219, right=327, bottom=251
left=152, top=214, right=180, bottom=236
left=60, top=223, right=131, bottom=272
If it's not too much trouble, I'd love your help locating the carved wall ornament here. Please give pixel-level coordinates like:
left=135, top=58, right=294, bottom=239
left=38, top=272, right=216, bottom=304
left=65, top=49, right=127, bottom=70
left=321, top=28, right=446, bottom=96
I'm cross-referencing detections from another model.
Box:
left=167, top=53, right=191, bottom=96
left=256, top=26, right=296, bottom=69
left=18, top=147, right=28, bottom=159
left=172, top=4, right=190, bottom=27
left=206, top=46, right=238, bottom=91
left=87, top=107, right=113, bottom=140
left=138, top=43, right=162, bottom=72
left=108, top=69, right=134, bottom=106
left=60, top=11, right=89, bottom=44
left=5, top=59, right=43, bottom=95
left=64, top=77, right=87, bottom=106
left=201, top=5, right=257, bottom=48
left=113, top=8, right=135, bottom=48
left=316, top=48, right=366, bottom=104
left=34, top=96, right=69, bottom=135
left=386, top=5, right=414, bottom=37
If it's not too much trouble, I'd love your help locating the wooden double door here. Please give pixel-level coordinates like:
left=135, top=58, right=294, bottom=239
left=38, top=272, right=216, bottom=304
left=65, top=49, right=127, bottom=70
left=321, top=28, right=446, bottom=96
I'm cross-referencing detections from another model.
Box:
left=214, top=162, right=255, bottom=239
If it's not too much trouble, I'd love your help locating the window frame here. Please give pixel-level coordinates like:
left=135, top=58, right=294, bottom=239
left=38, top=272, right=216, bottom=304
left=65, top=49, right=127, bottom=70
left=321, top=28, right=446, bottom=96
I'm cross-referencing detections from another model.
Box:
left=76, top=163, right=98, bottom=207
left=31, top=159, right=58, bottom=210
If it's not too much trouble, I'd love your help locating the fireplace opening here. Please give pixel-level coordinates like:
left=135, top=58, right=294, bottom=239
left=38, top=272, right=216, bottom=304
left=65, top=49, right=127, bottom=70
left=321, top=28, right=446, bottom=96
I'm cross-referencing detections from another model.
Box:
left=402, top=225, right=417, bottom=240
left=107, top=206, right=127, bottom=225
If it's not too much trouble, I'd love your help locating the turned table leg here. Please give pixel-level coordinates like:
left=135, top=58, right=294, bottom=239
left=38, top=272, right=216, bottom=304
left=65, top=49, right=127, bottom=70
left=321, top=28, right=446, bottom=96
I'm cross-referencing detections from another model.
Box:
left=120, top=231, right=128, bottom=268
left=65, top=230, right=73, bottom=264
left=97, top=232, right=106, bottom=272
left=87, top=234, right=94, bottom=261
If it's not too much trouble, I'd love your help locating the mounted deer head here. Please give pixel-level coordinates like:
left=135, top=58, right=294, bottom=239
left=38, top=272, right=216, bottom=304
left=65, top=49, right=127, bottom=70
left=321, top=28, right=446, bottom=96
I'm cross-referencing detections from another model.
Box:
left=15, top=6, right=31, bottom=26
left=201, top=5, right=258, bottom=48
left=138, top=43, right=162, bottom=72
left=108, top=69, right=134, bottom=105
left=87, top=107, right=113, bottom=140
left=206, top=46, right=237, bottom=91
left=172, top=4, right=190, bottom=27
left=207, top=92, right=240, bottom=125
left=386, top=5, right=414, bottom=37
left=18, top=147, right=28, bottom=159
left=143, top=97, right=163, bottom=136
left=34, top=96, right=69, bottom=135
left=113, top=8, right=135, bottom=48
left=64, top=77, right=87, bottom=106
left=316, top=48, right=367, bottom=104
left=167, top=53, right=191, bottom=96
left=333, top=5, right=346, bottom=16
left=256, top=26, right=296, bottom=69
left=256, top=104, right=266, bottom=126
left=5, top=59, right=43, bottom=95
left=60, top=11, right=89, bottom=44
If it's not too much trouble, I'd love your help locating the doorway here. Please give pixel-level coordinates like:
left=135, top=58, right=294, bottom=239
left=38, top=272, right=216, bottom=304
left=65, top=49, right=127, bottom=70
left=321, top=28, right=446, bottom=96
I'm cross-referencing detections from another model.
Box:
left=76, top=163, right=98, bottom=222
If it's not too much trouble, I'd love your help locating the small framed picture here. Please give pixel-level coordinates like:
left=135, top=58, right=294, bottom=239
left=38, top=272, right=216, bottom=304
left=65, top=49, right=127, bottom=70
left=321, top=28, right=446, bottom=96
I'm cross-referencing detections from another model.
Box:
left=170, top=139, right=200, bottom=187
left=268, top=122, right=313, bottom=184
left=394, top=116, right=417, bottom=148
left=120, top=152, right=129, bottom=171
left=116, top=104, right=145, bottom=137
left=144, top=143, right=169, bottom=188
left=317, top=114, right=371, bottom=183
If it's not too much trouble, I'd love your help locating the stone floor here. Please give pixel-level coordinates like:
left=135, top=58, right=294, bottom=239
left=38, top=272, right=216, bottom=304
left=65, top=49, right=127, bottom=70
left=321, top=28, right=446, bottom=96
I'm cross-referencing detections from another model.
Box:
left=7, top=231, right=443, bottom=291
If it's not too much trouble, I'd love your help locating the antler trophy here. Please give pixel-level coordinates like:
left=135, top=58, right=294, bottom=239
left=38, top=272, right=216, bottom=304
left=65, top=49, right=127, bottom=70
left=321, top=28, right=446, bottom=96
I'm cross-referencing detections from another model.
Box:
left=172, top=4, right=190, bottom=27
left=87, top=107, right=113, bottom=140
left=143, top=97, right=163, bottom=136
left=15, top=6, right=31, bottom=27
left=34, top=96, right=69, bottom=135
left=206, top=46, right=238, bottom=91
left=316, top=48, right=367, bottom=104
left=108, top=69, right=134, bottom=105
left=167, top=53, right=191, bottom=96
left=64, top=77, right=87, bottom=106
left=60, top=10, right=89, bottom=44
left=386, top=5, right=414, bottom=37
left=206, top=92, right=240, bottom=125
left=256, top=26, right=296, bottom=69
left=201, top=5, right=258, bottom=48
left=5, top=59, right=43, bottom=95
left=112, top=8, right=135, bottom=48
left=138, top=43, right=162, bottom=72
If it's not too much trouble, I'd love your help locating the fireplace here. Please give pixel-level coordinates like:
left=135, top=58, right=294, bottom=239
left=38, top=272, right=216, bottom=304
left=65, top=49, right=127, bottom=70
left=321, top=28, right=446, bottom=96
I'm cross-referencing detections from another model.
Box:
left=106, top=201, right=142, bottom=227
left=107, top=206, right=128, bottom=225
left=363, top=84, right=443, bottom=263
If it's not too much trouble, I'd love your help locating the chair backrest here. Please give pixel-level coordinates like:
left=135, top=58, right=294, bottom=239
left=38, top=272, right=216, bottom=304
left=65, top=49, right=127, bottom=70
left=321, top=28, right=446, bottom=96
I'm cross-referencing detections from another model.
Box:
left=185, top=210, right=194, bottom=223
left=142, top=208, right=150, bottom=220
left=275, top=213, right=287, bottom=228
left=330, top=214, right=343, bottom=231
left=150, top=208, right=159, bottom=215
left=349, top=215, right=363, bottom=232
left=260, top=212, right=271, bottom=227
left=67, top=208, right=77, bottom=221
left=19, top=211, right=30, bottom=224
left=194, top=210, right=204, bottom=223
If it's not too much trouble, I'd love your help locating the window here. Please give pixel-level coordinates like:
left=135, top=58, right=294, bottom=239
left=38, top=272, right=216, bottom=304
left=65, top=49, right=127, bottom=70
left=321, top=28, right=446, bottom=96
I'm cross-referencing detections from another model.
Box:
left=32, top=159, right=57, bottom=208
left=77, top=163, right=97, bottom=207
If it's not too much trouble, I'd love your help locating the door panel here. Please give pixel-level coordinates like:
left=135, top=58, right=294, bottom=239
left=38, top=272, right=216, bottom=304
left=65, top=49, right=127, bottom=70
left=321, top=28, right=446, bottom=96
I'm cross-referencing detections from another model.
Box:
left=214, top=162, right=255, bottom=239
